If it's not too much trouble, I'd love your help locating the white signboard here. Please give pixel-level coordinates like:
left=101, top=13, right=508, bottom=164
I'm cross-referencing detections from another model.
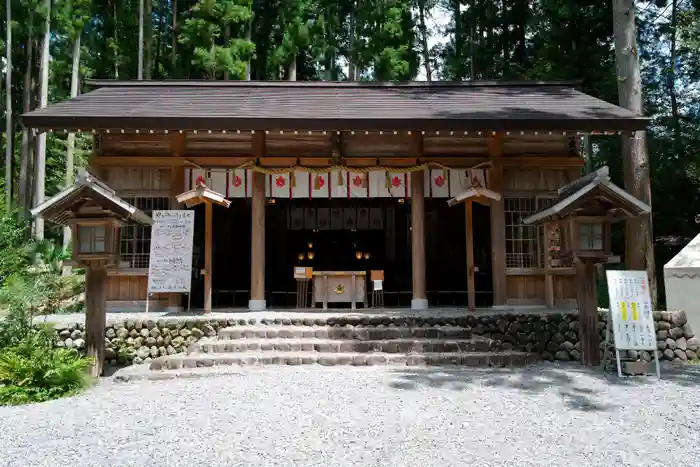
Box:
left=147, top=210, right=195, bottom=294
left=606, top=270, right=656, bottom=351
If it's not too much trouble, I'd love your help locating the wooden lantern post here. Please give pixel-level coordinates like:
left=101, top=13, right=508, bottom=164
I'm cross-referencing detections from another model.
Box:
left=176, top=181, right=230, bottom=313
left=447, top=172, right=502, bottom=311
left=31, top=170, right=152, bottom=377
left=523, top=167, right=651, bottom=367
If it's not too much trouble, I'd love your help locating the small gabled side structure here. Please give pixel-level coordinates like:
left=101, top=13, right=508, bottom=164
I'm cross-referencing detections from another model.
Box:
left=176, top=181, right=230, bottom=313
left=523, top=166, right=651, bottom=367
left=31, top=169, right=152, bottom=377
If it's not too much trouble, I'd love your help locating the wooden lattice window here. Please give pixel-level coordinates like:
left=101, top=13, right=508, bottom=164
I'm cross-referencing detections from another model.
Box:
left=505, top=197, right=562, bottom=269
left=120, top=197, right=170, bottom=268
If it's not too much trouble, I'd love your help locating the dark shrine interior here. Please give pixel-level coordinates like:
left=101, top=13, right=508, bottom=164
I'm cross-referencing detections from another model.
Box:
left=188, top=198, right=493, bottom=309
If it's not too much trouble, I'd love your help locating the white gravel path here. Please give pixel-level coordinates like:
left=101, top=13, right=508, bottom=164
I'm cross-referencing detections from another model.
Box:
left=1, top=363, right=699, bottom=467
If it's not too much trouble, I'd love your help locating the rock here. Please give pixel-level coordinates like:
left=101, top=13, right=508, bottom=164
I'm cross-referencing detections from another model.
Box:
left=125, top=320, right=135, bottom=330
left=570, top=349, right=581, bottom=361
left=674, top=349, right=688, bottom=361
left=149, top=327, right=161, bottom=338
left=163, top=336, right=171, bottom=346
left=203, top=324, right=216, bottom=337
left=126, top=337, right=135, bottom=346
left=640, top=351, right=651, bottom=362
left=150, top=346, right=159, bottom=358
left=657, top=340, right=667, bottom=350
left=666, top=338, right=677, bottom=350
left=133, top=356, right=143, bottom=365
left=105, top=328, right=116, bottom=339
left=661, top=311, right=672, bottom=322
left=677, top=337, right=688, bottom=351
left=134, top=321, right=143, bottom=331
left=70, top=329, right=82, bottom=339
left=105, top=347, right=117, bottom=359
left=191, top=327, right=204, bottom=339
left=59, top=329, right=71, bottom=338
left=542, top=351, right=554, bottom=361
left=170, top=329, right=180, bottom=337
left=158, top=346, right=167, bottom=356
left=166, top=345, right=177, bottom=355
left=653, top=311, right=662, bottom=321
left=671, top=311, right=688, bottom=327
left=657, top=321, right=671, bottom=331
left=74, top=338, right=85, bottom=349
left=134, top=337, right=143, bottom=348
left=179, top=328, right=191, bottom=338
left=136, top=346, right=151, bottom=359
left=687, top=337, right=700, bottom=351
left=657, top=330, right=669, bottom=340
left=669, top=327, right=684, bottom=339
left=64, top=338, right=73, bottom=348
left=145, top=337, right=157, bottom=346
left=555, top=350, right=570, bottom=361
left=156, top=336, right=164, bottom=346
left=626, top=350, right=639, bottom=360
left=128, top=329, right=139, bottom=338
left=663, top=349, right=675, bottom=361
left=686, top=350, right=698, bottom=360
left=55, top=340, right=65, bottom=348
left=172, top=336, right=185, bottom=347
left=139, top=328, right=150, bottom=338
left=546, top=341, right=559, bottom=353
left=561, top=341, right=575, bottom=351
left=683, top=323, right=695, bottom=339
left=146, top=320, right=156, bottom=330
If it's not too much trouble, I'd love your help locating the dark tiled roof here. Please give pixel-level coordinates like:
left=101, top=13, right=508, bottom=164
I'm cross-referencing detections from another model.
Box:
left=21, top=80, right=647, bottom=132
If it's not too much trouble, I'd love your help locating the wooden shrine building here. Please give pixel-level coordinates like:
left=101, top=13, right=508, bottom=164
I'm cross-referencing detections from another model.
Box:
left=22, top=80, right=647, bottom=312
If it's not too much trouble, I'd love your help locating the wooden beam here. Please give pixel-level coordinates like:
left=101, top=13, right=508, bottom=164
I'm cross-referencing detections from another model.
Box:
left=576, top=260, right=600, bottom=366
left=170, top=132, right=187, bottom=157
left=489, top=133, right=507, bottom=306
left=466, top=200, right=476, bottom=311
left=90, top=155, right=584, bottom=169
left=250, top=131, right=266, bottom=310
left=410, top=170, right=427, bottom=309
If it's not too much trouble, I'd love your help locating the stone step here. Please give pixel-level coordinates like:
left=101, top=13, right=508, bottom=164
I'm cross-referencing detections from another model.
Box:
left=189, top=337, right=499, bottom=354
left=217, top=325, right=473, bottom=341
left=148, top=351, right=539, bottom=371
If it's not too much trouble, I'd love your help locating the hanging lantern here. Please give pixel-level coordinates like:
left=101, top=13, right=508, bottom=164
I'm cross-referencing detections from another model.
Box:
left=364, top=252, right=371, bottom=260
left=356, top=251, right=362, bottom=260
left=308, top=242, right=314, bottom=249
left=297, top=253, right=304, bottom=261
left=307, top=251, right=315, bottom=260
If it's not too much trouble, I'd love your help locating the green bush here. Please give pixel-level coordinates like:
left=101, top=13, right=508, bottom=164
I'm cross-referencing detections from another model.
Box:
left=0, top=334, right=93, bottom=405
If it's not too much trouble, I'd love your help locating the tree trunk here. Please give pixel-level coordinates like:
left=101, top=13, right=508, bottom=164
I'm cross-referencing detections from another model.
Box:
left=245, top=19, right=251, bottom=80
left=138, top=0, right=144, bottom=79
left=144, top=0, right=153, bottom=79
left=453, top=0, right=462, bottom=79
left=287, top=54, right=297, bottom=81
left=171, top=0, right=178, bottom=76
left=113, top=1, right=119, bottom=78
left=668, top=0, right=681, bottom=148
left=224, top=24, right=231, bottom=80
left=348, top=1, right=357, bottom=80
left=612, top=0, right=657, bottom=305
left=63, top=34, right=81, bottom=272
left=5, top=0, right=12, bottom=208
left=417, top=0, right=432, bottom=81
left=34, top=0, right=51, bottom=240
left=19, top=33, right=33, bottom=213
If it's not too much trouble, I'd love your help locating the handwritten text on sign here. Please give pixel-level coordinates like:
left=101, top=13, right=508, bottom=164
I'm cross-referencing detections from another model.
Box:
left=147, top=210, right=195, bottom=293
left=606, top=270, right=656, bottom=351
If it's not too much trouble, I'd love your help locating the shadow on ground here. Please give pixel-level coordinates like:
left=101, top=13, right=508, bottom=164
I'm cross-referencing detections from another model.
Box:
left=387, top=362, right=700, bottom=412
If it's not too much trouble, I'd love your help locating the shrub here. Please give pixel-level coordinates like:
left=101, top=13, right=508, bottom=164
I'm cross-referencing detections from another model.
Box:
left=0, top=334, right=93, bottom=405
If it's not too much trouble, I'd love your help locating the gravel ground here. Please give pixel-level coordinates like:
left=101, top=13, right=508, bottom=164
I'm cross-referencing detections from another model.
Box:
left=1, top=363, right=699, bottom=467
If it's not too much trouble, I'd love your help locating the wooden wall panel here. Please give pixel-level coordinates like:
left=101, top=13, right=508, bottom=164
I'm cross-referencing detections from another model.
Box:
left=106, top=276, right=147, bottom=301
left=423, top=135, right=489, bottom=155
left=185, top=132, right=252, bottom=156
left=101, top=134, right=172, bottom=155
left=104, top=167, right=172, bottom=193
left=502, top=134, right=572, bottom=156
left=266, top=133, right=332, bottom=157
left=503, top=168, right=581, bottom=193
left=343, top=133, right=412, bottom=156
left=553, top=275, right=577, bottom=300
left=506, top=275, right=544, bottom=300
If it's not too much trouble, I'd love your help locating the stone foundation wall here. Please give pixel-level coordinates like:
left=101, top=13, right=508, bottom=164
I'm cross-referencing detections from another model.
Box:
left=51, top=311, right=698, bottom=366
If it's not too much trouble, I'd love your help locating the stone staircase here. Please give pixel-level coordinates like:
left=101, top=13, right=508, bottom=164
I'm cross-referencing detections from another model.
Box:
left=136, top=317, right=539, bottom=377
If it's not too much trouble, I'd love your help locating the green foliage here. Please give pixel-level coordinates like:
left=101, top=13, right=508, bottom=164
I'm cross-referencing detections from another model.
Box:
left=0, top=206, right=31, bottom=282
left=0, top=336, right=93, bottom=406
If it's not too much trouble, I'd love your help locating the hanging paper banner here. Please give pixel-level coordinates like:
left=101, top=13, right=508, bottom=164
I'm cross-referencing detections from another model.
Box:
left=228, top=169, right=250, bottom=198
left=331, top=169, right=350, bottom=198
left=310, top=172, right=330, bottom=198
left=429, top=168, right=450, bottom=198
left=348, top=172, right=369, bottom=198
left=291, top=170, right=310, bottom=198
left=270, top=172, right=291, bottom=198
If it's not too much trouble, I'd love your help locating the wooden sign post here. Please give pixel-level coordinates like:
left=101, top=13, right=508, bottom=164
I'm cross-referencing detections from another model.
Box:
left=176, top=181, right=230, bottom=313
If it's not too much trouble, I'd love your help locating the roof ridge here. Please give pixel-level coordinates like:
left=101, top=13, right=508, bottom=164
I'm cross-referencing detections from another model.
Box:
left=86, top=79, right=583, bottom=89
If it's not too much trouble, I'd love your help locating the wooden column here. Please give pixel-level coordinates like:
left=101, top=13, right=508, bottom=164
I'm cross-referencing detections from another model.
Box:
left=465, top=200, right=476, bottom=311
left=488, top=134, right=507, bottom=306
left=544, top=221, right=554, bottom=308
left=85, top=267, right=107, bottom=378
left=576, top=260, right=600, bottom=366
left=410, top=170, right=427, bottom=310
left=203, top=201, right=213, bottom=312
left=249, top=170, right=266, bottom=310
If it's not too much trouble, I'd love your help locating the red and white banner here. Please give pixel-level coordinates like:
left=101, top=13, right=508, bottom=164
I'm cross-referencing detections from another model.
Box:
left=185, top=167, right=490, bottom=199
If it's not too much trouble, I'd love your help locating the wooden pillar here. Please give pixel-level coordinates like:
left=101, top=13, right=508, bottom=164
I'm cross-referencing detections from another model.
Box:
left=203, top=201, right=213, bottom=312
left=85, top=267, right=107, bottom=378
left=465, top=200, right=476, bottom=311
left=544, top=221, right=554, bottom=308
left=410, top=170, right=427, bottom=310
left=576, top=260, right=600, bottom=366
left=249, top=170, right=266, bottom=310
left=489, top=135, right=507, bottom=306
